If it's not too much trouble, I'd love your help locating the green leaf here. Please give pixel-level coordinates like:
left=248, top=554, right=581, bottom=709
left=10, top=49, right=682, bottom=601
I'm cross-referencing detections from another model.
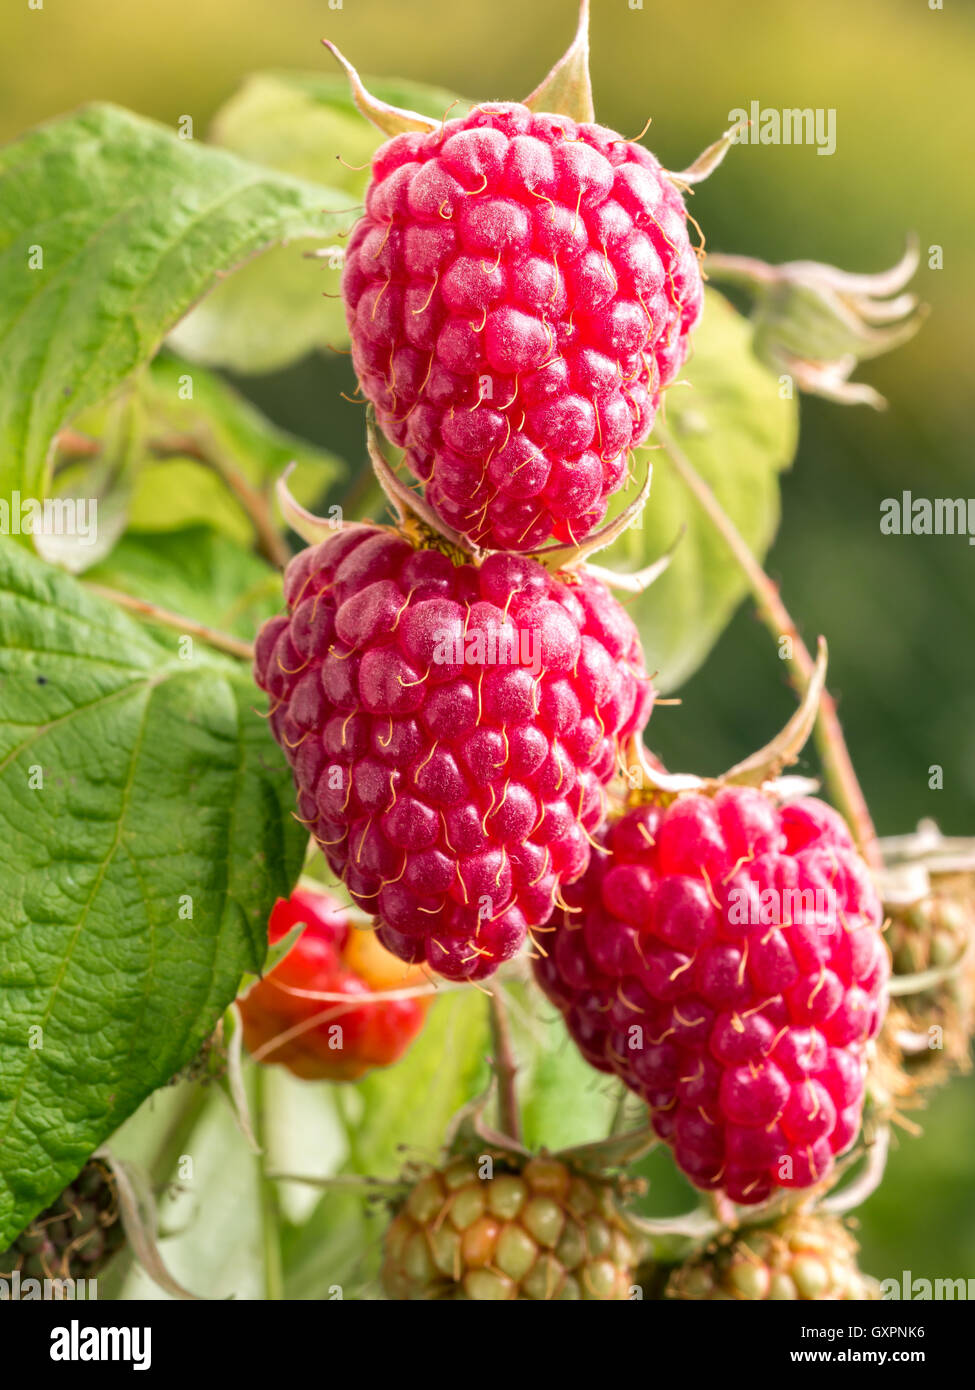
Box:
left=127, top=460, right=256, bottom=544
left=282, top=1183, right=382, bottom=1302
left=345, top=988, right=489, bottom=1175
left=602, top=289, right=799, bottom=693
left=42, top=355, right=343, bottom=569
left=139, top=354, right=343, bottom=509
left=86, top=526, right=283, bottom=641
left=513, top=988, right=620, bottom=1153
left=34, top=393, right=144, bottom=575
left=31, top=466, right=133, bottom=576
left=209, top=71, right=463, bottom=178
left=0, top=543, right=304, bottom=1243
left=169, top=73, right=465, bottom=374
left=0, top=103, right=352, bottom=505
left=49, top=355, right=343, bottom=566
left=116, top=1083, right=264, bottom=1301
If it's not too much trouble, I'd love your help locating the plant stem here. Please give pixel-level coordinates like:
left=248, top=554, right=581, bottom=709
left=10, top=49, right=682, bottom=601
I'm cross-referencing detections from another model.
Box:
left=204, top=457, right=291, bottom=571
left=95, top=1082, right=212, bottom=1297
left=608, top=1081, right=633, bottom=1136
left=887, top=959, right=967, bottom=996
left=84, top=583, right=255, bottom=661
left=253, top=1063, right=285, bottom=1302
left=264, top=1172, right=407, bottom=1190
left=656, top=425, right=881, bottom=870
left=149, top=1082, right=212, bottom=1188
left=708, top=1190, right=739, bottom=1228
left=820, top=1127, right=890, bottom=1215
left=488, top=989, right=522, bottom=1143
left=54, top=428, right=102, bottom=459
left=147, top=432, right=291, bottom=570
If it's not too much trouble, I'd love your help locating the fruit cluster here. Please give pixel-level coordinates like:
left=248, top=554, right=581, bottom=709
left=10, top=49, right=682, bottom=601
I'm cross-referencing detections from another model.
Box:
left=0, top=6, right=941, bottom=1311
left=247, top=7, right=897, bottom=1286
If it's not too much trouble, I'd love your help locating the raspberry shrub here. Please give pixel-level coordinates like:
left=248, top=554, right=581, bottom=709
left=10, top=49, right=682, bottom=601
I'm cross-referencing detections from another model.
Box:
left=667, top=1211, right=878, bottom=1300
left=0, top=1160, right=125, bottom=1285
left=0, top=0, right=940, bottom=1315
left=253, top=528, right=652, bottom=981
left=238, top=887, right=430, bottom=1080
left=342, top=102, right=703, bottom=553
left=534, top=786, right=890, bottom=1203
left=381, top=1151, right=640, bottom=1300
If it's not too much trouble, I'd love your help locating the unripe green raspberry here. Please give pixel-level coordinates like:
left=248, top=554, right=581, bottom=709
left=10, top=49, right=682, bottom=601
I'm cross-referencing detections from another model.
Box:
left=382, top=1151, right=641, bottom=1301
left=667, top=1212, right=878, bottom=1301
left=877, top=844, right=975, bottom=1104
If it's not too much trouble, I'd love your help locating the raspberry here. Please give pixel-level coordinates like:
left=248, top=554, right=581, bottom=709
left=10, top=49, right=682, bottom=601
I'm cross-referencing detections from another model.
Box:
left=0, top=1160, right=125, bottom=1285
left=238, top=888, right=430, bottom=1080
left=534, top=787, right=889, bottom=1203
left=883, top=899, right=974, bottom=1090
left=254, top=530, right=652, bottom=981
left=342, top=102, right=703, bottom=552
left=381, top=1152, right=640, bottom=1300
left=667, top=1211, right=878, bottom=1300
left=873, top=834, right=975, bottom=1101
left=886, top=886, right=972, bottom=980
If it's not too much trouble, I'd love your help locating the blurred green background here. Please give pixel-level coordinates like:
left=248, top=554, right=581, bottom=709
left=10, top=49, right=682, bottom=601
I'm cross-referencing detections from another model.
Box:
left=4, top=0, right=973, bottom=1291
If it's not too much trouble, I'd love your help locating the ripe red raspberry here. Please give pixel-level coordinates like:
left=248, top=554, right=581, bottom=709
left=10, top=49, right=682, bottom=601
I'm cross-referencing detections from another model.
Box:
left=253, top=529, right=653, bottom=982
left=342, top=102, right=703, bottom=552
left=238, top=888, right=430, bottom=1080
left=534, top=787, right=890, bottom=1204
